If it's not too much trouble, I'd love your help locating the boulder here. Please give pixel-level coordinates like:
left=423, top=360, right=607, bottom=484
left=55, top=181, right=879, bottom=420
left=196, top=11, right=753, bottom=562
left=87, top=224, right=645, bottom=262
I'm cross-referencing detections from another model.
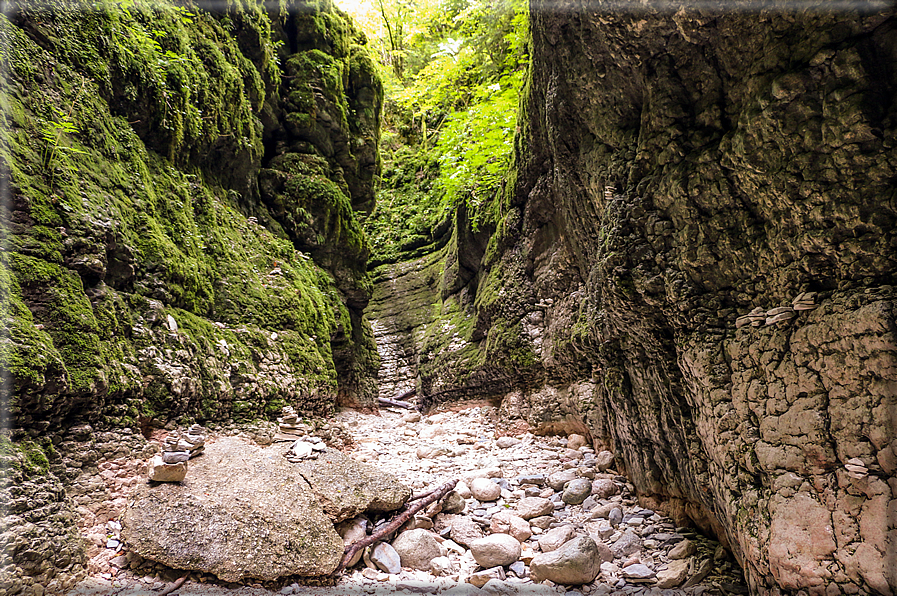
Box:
left=515, top=497, right=554, bottom=520
left=608, top=507, right=623, bottom=527
left=588, top=503, right=616, bottom=520
left=611, top=530, right=642, bottom=558
left=489, top=511, right=532, bottom=542
left=538, top=525, right=576, bottom=553
left=122, top=437, right=344, bottom=581
left=594, top=451, right=615, bottom=471
left=469, top=534, right=521, bottom=568
left=392, top=529, right=444, bottom=570
left=470, top=478, right=501, bottom=501
left=442, top=490, right=467, bottom=514
left=450, top=515, right=486, bottom=547
left=296, top=447, right=410, bottom=522
left=590, top=479, right=618, bottom=499
left=567, top=434, right=588, bottom=450
left=529, top=536, right=606, bottom=585
left=668, top=538, right=696, bottom=559
left=529, top=515, right=554, bottom=529
left=547, top=470, right=578, bottom=491
left=656, top=558, right=691, bottom=588
left=561, top=479, right=592, bottom=505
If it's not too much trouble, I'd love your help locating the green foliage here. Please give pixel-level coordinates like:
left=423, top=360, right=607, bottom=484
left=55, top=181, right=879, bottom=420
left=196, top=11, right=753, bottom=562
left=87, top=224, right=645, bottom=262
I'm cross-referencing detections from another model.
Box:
left=358, top=0, right=528, bottom=261
left=434, top=69, right=522, bottom=228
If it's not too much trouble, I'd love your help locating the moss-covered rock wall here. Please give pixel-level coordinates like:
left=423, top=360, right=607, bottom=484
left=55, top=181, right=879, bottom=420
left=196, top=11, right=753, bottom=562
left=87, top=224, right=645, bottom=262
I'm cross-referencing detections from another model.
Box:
left=1, top=1, right=380, bottom=590
left=2, top=0, right=381, bottom=431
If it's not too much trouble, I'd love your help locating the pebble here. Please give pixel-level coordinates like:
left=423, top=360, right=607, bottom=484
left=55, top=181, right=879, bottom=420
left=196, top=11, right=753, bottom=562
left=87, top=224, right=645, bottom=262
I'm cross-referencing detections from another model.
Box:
left=668, top=539, right=696, bottom=560
left=469, top=534, right=521, bottom=568
left=562, top=479, right=592, bottom=505
left=370, top=542, right=402, bottom=574
left=496, top=436, right=521, bottom=449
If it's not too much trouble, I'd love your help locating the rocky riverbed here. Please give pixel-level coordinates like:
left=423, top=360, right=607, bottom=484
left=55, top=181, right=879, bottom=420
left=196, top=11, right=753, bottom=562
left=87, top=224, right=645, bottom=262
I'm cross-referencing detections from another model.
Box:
left=70, top=406, right=747, bottom=595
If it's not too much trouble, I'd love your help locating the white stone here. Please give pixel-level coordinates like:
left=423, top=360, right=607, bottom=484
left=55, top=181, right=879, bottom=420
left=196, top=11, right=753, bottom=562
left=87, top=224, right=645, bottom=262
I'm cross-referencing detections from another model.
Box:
left=371, top=542, right=402, bottom=574
left=469, top=534, right=521, bottom=568
left=470, top=478, right=502, bottom=501
left=655, top=558, right=690, bottom=588
left=147, top=456, right=187, bottom=482
left=291, top=441, right=313, bottom=458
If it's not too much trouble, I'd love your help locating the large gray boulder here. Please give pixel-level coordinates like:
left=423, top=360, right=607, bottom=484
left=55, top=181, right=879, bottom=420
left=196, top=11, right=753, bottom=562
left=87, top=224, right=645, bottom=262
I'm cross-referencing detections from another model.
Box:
left=296, top=445, right=411, bottom=522
left=529, top=536, right=607, bottom=585
left=122, top=437, right=409, bottom=581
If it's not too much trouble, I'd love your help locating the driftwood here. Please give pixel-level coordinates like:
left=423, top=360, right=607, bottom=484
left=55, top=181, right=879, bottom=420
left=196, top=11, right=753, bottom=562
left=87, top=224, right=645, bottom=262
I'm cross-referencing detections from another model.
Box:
left=408, top=485, right=443, bottom=502
left=378, top=397, right=416, bottom=410
left=157, top=573, right=189, bottom=595
left=331, top=478, right=458, bottom=576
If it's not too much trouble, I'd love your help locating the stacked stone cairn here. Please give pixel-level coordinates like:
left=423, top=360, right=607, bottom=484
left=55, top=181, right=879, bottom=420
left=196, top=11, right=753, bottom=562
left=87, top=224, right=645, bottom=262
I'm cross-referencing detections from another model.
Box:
left=735, top=292, right=819, bottom=329
left=147, top=425, right=207, bottom=482
left=271, top=405, right=325, bottom=461
left=278, top=406, right=304, bottom=436
left=178, top=424, right=206, bottom=458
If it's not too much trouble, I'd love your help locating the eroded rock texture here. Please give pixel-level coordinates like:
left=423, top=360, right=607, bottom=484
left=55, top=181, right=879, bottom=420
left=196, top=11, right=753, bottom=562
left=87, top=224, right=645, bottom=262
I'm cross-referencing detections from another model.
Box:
left=369, top=3, right=896, bottom=595
left=2, top=0, right=381, bottom=434
left=488, top=4, right=897, bottom=595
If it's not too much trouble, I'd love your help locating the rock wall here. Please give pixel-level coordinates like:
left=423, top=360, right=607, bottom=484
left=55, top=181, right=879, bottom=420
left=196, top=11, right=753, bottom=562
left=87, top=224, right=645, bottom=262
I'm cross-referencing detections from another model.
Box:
left=0, top=0, right=381, bottom=591
left=2, top=0, right=381, bottom=429
left=486, top=3, right=897, bottom=595
left=368, top=3, right=897, bottom=595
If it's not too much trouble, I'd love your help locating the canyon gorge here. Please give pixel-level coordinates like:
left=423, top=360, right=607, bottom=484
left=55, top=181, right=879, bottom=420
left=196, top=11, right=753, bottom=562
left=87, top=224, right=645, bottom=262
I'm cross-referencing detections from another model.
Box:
left=0, top=1, right=894, bottom=595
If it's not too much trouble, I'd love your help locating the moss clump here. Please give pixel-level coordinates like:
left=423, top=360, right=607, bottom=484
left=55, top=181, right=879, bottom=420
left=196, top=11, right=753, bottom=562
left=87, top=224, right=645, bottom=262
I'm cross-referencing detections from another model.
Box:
left=0, top=436, right=53, bottom=476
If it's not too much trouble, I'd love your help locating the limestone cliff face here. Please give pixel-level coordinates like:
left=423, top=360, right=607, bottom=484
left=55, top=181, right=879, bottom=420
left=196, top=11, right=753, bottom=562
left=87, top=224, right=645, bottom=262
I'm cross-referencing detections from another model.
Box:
left=486, top=4, right=897, bottom=595
left=368, top=4, right=896, bottom=595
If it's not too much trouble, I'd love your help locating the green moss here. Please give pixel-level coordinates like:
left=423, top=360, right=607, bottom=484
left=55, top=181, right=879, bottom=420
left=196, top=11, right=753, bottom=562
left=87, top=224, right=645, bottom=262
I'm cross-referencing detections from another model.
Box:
left=0, top=0, right=381, bottom=425
left=0, top=436, right=52, bottom=476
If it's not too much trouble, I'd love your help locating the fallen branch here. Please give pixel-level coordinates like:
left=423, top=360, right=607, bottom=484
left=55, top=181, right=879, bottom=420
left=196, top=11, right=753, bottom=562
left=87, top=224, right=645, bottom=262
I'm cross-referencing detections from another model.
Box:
left=157, top=573, right=189, bottom=595
left=409, top=484, right=445, bottom=502
left=331, top=478, right=458, bottom=577
left=378, top=397, right=416, bottom=410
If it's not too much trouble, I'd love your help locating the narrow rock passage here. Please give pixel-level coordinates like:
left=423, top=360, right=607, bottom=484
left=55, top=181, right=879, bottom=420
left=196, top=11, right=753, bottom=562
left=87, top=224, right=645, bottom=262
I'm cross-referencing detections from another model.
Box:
left=72, top=407, right=748, bottom=596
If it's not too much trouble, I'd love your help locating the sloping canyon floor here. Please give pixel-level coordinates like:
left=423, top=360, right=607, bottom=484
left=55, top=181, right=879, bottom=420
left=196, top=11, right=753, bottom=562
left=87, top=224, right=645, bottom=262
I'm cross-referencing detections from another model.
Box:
left=69, top=406, right=747, bottom=596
